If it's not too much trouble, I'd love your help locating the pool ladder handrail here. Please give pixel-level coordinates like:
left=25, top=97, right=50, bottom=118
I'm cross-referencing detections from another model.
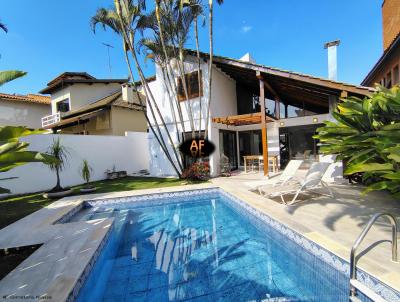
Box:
left=349, top=212, right=398, bottom=299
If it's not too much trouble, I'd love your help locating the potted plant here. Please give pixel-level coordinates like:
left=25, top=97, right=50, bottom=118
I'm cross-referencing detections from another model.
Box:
left=43, top=138, right=72, bottom=198
left=80, top=160, right=96, bottom=193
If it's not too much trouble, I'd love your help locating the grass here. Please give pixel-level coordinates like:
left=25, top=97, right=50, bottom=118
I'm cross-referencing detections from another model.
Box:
left=0, top=176, right=201, bottom=230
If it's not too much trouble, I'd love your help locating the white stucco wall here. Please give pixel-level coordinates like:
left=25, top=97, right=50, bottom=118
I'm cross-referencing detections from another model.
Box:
left=0, top=132, right=149, bottom=195
left=0, top=100, right=51, bottom=129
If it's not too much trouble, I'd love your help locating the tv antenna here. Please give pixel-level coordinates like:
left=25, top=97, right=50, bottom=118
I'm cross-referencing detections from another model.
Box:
left=102, top=42, right=114, bottom=78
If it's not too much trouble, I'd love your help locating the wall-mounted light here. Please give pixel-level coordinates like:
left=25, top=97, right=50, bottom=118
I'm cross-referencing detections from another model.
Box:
left=279, top=122, right=285, bottom=127
left=313, top=117, right=318, bottom=123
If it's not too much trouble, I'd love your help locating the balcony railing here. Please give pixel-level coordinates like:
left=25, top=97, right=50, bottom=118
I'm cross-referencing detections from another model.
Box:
left=41, top=112, right=61, bottom=128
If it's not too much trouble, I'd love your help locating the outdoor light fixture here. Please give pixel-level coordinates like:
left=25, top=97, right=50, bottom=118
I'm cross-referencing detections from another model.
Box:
left=313, top=117, right=318, bottom=123
left=279, top=122, right=285, bottom=126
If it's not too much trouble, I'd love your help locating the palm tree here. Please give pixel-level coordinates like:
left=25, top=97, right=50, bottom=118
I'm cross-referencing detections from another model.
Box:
left=0, top=70, right=27, bottom=87
left=46, top=138, right=69, bottom=192
left=91, top=0, right=183, bottom=176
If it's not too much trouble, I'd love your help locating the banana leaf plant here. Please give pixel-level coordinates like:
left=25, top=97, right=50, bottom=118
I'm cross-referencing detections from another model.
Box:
left=0, top=126, right=58, bottom=193
left=314, top=85, right=400, bottom=198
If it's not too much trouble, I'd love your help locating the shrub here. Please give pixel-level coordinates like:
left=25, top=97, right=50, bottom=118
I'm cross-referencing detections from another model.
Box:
left=182, top=161, right=210, bottom=181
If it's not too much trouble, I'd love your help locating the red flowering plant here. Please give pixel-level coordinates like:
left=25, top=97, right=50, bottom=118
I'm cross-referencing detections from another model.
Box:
left=182, top=161, right=210, bottom=181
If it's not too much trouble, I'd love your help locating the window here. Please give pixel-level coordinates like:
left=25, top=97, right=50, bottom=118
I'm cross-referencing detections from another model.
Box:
left=394, top=65, right=399, bottom=85
left=56, top=98, right=70, bottom=113
left=177, top=70, right=203, bottom=101
left=386, top=71, right=392, bottom=88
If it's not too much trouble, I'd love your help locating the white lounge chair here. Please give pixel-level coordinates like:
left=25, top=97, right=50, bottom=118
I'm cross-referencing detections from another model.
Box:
left=245, top=160, right=303, bottom=190
left=258, top=162, right=334, bottom=205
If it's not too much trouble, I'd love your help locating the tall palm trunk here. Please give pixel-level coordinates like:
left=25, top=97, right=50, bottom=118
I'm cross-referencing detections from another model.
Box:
left=115, top=0, right=183, bottom=176
left=204, top=0, right=213, bottom=139
left=194, top=15, right=203, bottom=137
left=55, top=168, right=61, bottom=190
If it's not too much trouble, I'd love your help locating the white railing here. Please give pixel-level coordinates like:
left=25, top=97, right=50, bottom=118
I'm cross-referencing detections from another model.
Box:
left=41, top=112, right=61, bottom=128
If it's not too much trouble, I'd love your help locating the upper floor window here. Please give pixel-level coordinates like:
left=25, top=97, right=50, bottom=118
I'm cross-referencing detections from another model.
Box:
left=393, top=65, right=399, bottom=85
left=177, top=70, right=203, bottom=101
left=386, top=71, right=392, bottom=88
left=56, top=98, right=70, bottom=113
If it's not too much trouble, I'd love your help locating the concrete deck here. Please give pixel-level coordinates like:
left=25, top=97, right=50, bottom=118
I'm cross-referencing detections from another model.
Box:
left=0, top=175, right=399, bottom=301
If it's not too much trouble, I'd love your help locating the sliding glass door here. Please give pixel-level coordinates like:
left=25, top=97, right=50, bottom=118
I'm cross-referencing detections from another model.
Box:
left=219, top=130, right=238, bottom=170
left=238, top=130, right=262, bottom=166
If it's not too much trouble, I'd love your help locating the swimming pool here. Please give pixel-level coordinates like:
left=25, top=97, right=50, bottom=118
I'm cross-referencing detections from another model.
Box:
left=67, top=189, right=397, bottom=302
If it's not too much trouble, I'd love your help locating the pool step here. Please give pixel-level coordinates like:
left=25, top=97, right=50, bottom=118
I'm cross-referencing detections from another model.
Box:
left=350, top=279, right=386, bottom=302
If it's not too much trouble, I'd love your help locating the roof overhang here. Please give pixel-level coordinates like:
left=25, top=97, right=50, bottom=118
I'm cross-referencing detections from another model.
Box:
left=44, top=109, right=106, bottom=130
left=39, top=78, right=128, bottom=94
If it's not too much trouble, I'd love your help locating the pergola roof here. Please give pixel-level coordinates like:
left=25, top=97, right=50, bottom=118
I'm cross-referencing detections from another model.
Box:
left=212, top=112, right=276, bottom=126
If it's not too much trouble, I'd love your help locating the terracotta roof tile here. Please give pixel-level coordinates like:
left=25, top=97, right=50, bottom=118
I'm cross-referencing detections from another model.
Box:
left=0, top=93, right=51, bottom=105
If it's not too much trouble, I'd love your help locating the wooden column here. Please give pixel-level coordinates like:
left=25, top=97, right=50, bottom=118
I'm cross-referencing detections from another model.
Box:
left=275, top=98, right=281, bottom=119
left=257, top=74, right=269, bottom=176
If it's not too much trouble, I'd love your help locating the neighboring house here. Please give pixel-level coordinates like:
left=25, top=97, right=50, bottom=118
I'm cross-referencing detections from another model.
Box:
left=147, top=50, right=374, bottom=177
left=39, top=72, right=148, bottom=135
left=0, top=93, right=51, bottom=129
left=362, top=0, right=400, bottom=88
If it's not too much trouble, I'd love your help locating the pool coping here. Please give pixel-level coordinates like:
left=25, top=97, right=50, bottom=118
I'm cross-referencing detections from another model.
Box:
left=0, top=184, right=399, bottom=301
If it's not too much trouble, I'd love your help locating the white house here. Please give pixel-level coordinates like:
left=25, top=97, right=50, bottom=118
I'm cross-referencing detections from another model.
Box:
left=146, top=50, right=374, bottom=177
left=0, top=93, right=51, bottom=129
left=39, top=72, right=148, bottom=135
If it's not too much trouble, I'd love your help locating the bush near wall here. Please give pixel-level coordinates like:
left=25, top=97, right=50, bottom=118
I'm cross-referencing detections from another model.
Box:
left=314, top=85, right=400, bottom=198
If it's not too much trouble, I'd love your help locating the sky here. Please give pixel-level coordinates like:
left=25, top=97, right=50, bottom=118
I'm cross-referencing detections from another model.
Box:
left=0, top=0, right=383, bottom=95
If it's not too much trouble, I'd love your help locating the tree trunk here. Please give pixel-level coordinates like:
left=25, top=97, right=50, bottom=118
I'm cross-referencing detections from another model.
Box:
left=204, top=0, right=213, bottom=139
left=194, top=15, right=203, bottom=137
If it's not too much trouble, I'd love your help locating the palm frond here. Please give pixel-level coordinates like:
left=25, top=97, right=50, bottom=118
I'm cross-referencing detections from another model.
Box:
left=0, top=70, right=27, bottom=87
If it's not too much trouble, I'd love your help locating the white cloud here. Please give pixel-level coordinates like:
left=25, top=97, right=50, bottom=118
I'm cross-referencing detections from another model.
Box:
left=241, top=25, right=252, bottom=33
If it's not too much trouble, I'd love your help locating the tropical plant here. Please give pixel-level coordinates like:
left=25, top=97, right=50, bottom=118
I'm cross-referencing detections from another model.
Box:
left=314, top=85, right=400, bottom=197
left=0, top=126, right=58, bottom=193
left=46, top=138, right=69, bottom=192
left=0, top=70, right=27, bottom=87
left=80, top=159, right=93, bottom=187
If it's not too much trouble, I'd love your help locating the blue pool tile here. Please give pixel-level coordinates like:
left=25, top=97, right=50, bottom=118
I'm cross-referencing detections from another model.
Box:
left=124, top=291, right=146, bottom=302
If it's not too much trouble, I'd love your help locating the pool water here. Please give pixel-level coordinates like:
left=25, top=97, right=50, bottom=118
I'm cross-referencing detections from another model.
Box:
left=75, top=192, right=351, bottom=302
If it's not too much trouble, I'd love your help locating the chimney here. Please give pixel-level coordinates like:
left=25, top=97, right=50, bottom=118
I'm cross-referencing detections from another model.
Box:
left=324, top=40, right=340, bottom=81
left=239, top=53, right=256, bottom=64
left=122, top=83, right=133, bottom=103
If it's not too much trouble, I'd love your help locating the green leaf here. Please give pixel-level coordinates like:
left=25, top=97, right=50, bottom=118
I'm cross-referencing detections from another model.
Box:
left=344, top=162, right=394, bottom=175
left=382, top=171, right=400, bottom=180
left=0, top=70, right=27, bottom=87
